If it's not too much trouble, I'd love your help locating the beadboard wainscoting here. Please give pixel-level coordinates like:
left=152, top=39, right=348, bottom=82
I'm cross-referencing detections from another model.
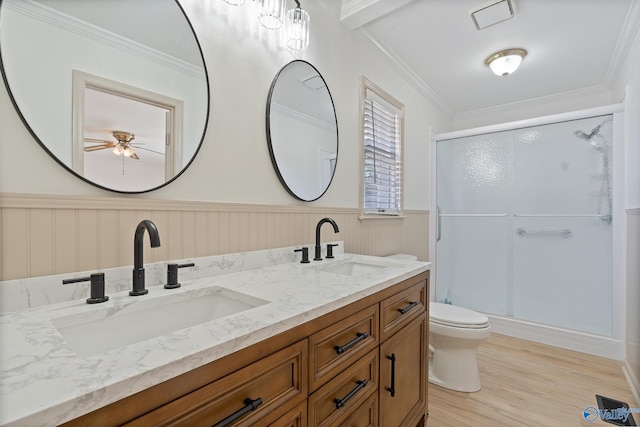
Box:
left=0, top=194, right=429, bottom=281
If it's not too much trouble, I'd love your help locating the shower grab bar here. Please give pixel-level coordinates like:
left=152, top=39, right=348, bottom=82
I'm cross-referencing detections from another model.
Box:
left=515, top=227, right=573, bottom=239
left=514, top=214, right=604, bottom=218
left=438, top=214, right=508, bottom=217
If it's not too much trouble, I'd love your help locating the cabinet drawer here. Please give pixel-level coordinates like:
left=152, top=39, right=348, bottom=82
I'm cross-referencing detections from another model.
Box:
left=308, top=348, right=378, bottom=427
left=269, top=400, right=307, bottom=427
left=308, top=304, right=379, bottom=391
left=125, top=339, right=307, bottom=427
left=380, top=280, right=426, bottom=342
left=340, top=392, right=378, bottom=427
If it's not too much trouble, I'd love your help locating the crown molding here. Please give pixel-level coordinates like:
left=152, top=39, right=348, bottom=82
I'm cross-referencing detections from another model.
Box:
left=356, top=27, right=454, bottom=118
left=6, top=0, right=205, bottom=80
left=340, top=0, right=414, bottom=30
left=453, top=84, right=611, bottom=123
left=605, top=0, right=640, bottom=88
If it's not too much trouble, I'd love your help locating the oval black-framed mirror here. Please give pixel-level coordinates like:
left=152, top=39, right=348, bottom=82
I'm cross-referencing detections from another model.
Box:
left=0, top=0, right=209, bottom=193
left=266, top=60, right=338, bottom=202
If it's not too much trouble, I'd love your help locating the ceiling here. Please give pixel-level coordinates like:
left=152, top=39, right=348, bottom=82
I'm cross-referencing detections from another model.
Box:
left=324, top=0, right=639, bottom=116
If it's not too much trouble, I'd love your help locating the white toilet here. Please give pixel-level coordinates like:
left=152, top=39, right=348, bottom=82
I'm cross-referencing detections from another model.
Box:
left=384, top=255, right=491, bottom=392
left=429, top=302, right=491, bottom=392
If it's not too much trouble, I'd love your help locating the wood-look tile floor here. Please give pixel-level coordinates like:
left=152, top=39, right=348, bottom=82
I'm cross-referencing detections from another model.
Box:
left=427, top=333, right=638, bottom=427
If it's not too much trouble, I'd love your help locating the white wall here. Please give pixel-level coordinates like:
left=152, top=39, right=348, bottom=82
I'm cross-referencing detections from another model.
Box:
left=611, top=4, right=640, bottom=403
left=0, top=1, right=451, bottom=212
left=1, top=3, right=206, bottom=166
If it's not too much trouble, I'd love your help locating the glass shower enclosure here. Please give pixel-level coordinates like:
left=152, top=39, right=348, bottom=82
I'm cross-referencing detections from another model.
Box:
left=435, top=114, right=614, bottom=336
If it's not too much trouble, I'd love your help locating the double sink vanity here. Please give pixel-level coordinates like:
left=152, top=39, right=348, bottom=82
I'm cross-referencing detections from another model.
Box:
left=0, top=240, right=430, bottom=426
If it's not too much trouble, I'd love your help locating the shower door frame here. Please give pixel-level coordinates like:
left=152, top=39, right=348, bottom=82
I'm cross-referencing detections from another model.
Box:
left=430, top=103, right=626, bottom=359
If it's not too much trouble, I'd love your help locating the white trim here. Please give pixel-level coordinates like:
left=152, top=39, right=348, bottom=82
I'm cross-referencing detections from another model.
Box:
left=453, top=85, right=611, bottom=124
left=7, top=0, right=205, bottom=80
left=487, top=314, right=623, bottom=360
left=436, top=103, right=625, bottom=141
left=271, top=103, right=336, bottom=131
left=604, top=0, right=640, bottom=88
left=71, top=70, right=183, bottom=178
left=623, top=360, right=640, bottom=407
left=356, top=28, right=454, bottom=118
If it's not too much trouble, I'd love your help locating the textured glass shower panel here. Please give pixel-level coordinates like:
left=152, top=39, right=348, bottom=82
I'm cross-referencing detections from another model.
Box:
left=436, top=131, right=510, bottom=313
left=436, top=132, right=511, bottom=214
left=436, top=114, right=613, bottom=336
left=511, top=115, right=613, bottom=335
left=436, top=217, right=509, bottom=314
left=512, top=217, right=612, bottom=335
left=513, top=116, right=613, bottom=216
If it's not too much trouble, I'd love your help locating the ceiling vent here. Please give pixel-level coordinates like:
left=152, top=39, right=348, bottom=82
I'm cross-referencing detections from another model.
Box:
left=469, top=0, right=515, bottom=30
left=300, top=74, right=325, bottom=90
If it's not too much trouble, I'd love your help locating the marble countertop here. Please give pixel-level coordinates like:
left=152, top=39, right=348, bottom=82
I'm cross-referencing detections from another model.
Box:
left=0, top=249, right=429, bottom=426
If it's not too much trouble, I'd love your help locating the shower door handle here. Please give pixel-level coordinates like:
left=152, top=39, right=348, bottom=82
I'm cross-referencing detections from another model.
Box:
left=436, top=206, right=441, bottom=242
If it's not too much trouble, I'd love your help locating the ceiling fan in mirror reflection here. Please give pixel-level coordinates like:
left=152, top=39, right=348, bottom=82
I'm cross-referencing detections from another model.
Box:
left=84, top=131, right=165, bottom=161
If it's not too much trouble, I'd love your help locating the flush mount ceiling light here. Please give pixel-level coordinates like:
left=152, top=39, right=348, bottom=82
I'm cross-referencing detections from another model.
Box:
left=485, top=48, right=527, bottom=76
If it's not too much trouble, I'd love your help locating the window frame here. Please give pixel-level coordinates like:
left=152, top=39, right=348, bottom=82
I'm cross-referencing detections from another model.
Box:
left=359, top=77, right=405, bottom=218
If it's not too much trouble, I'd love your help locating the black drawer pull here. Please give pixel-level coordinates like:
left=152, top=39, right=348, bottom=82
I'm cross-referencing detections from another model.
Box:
left=212, top=397, right=262, bottom=427
left=334, top=332, right=369, bottom=355
left=386, top=353, right=396, bottom=397
left=398, top=301, right=418, bottom=315
left=333, top=379, right=368, bottom=409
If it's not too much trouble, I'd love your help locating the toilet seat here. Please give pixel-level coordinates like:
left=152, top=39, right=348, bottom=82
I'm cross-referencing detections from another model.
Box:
left=430, top=302, right=489, bottom=329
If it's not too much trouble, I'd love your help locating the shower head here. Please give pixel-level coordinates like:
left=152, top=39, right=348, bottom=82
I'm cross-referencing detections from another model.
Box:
left=573, top=125, right=601, bottom=141
left=574, top=117, right=612, bottom=150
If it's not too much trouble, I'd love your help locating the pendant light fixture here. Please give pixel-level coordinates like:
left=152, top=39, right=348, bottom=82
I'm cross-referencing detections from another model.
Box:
left=258, top=0, right=286, bottom=29
left=285, top=0, right=310, bottom=51
left=485, top=48, right=527, bottom=76
left=222, top=0, right=310, bottom=51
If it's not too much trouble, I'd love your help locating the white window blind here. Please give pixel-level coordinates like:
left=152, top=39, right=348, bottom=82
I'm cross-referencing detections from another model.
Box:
left=363, top=87, right=403, bottom=215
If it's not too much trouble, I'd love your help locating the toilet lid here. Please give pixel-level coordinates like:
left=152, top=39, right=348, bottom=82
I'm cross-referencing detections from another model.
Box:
left=430, top=302, right=489, bottom=329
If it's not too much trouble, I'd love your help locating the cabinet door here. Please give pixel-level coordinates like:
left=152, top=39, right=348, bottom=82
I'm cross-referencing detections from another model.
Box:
left=125, top=340, right=307, bottom=427
left=379, top=313, right=427, bottom=427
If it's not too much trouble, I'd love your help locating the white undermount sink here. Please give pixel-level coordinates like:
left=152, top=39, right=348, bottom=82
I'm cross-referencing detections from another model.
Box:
left=51, top=286, right=269, bottom=358
left=319, top=259, right=388, bottom=276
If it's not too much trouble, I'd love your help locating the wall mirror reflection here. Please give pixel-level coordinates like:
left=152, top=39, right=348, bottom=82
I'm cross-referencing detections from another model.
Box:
left=266, top=60, right=338, bottom=202
left=0, top=0, right=209, bottom=193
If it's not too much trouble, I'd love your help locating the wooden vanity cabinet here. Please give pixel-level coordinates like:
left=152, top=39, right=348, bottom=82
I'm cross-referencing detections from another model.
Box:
left=123, top=339, right=308, bottom=427
left=379, top=313, right=428, bottom=427
left=378, top=280, right=428, bottom=426
left=308, top=304, right=379, bottom=392
left=62, top=270, right=429, bottom=427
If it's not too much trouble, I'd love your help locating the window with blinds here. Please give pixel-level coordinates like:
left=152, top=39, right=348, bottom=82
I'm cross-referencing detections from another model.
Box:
left=362, top=81, right=404, bottom=215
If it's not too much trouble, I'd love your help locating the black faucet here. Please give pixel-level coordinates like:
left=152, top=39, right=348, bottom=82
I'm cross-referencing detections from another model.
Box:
left=131, top=220, right=161, bottom=296
left=314, top=217, right=339, bottom=261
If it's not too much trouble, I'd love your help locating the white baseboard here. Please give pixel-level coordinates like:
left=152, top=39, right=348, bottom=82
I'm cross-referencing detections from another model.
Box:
left=622, top=361, right=640, bottom=407
left=487, top=314, right=623, bottom=360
